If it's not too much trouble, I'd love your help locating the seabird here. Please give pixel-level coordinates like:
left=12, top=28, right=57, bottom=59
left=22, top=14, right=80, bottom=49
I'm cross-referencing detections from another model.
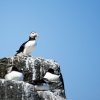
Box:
left=43, top=68, right=65, bottom=94
left=31, top=68, right=61, bottom=85
left=31, top=68, right=62, bottom=91
left=15, top=32, right=38, bottom=57
left=43, top=68, right=60, bottom=82
left=5, top=67, right=24, bottom=81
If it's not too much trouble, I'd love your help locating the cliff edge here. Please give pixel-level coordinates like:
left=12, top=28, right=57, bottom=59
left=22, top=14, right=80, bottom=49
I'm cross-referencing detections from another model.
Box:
left=0, top=57, right=66, bottom=100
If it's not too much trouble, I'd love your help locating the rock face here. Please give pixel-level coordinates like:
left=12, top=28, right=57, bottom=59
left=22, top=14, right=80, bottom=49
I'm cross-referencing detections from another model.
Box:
left=0, top=79, right=40, bottom=100
left=0, top=57, right=66, bottom=100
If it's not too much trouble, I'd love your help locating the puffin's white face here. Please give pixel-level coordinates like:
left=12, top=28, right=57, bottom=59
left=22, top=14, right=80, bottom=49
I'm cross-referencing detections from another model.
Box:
left=30, top=32, right=38, bottom=39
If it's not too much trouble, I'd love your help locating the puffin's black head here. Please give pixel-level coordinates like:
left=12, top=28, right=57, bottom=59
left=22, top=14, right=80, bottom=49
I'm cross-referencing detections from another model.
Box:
left=48, top=68, right=54, bottom=74
left=11, top=66, right=19, bottom=71
left=11, top=66, right=23, bottom=72
left=29, top=32, right=38, bottom=40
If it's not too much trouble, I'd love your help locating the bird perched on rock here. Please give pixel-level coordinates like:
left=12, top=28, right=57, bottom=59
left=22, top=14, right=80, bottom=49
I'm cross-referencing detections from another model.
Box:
left=43, top=68, right=65, bottom=89
left=43, top=68, right=61, bottom=82
left=31, top=68, right=62, bottom=91
left=31, top=68, right=61, bottom=85
left=15, top=32, right=38, bottom=57
left=5, top=67, right=24, bottom=81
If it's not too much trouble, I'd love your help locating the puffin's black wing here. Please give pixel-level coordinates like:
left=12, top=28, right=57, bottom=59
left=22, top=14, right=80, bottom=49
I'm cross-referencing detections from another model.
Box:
left=15, top=41, right=28, bottom=55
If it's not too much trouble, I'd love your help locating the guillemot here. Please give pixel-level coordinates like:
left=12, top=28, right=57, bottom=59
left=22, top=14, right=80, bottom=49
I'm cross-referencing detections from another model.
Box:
left=15, top=32, right=38, bottom=57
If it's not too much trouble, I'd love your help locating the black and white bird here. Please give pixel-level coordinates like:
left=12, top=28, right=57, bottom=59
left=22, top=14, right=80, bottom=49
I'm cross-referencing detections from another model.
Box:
left=43, top=68, right=61, bottom=82
left=43, top=68, right=65, bottom=91
left=31, top=68, right=62, bottom=91
left=31, top=68, right=60, bottom=85
left=15, top=32, right=38, bottom=57
left=5, top=67, right=24, bottom=81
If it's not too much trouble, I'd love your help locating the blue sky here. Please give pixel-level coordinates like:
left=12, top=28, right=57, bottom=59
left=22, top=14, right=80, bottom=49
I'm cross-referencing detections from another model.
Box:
left=0, top=0, right=100, bottom=100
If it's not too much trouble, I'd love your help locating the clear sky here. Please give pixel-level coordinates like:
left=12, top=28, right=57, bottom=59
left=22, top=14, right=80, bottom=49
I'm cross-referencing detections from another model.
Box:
left=0, top=0, right=100, bottom=100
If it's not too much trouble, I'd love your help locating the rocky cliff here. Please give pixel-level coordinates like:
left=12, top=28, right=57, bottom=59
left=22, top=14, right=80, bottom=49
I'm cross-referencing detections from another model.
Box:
left=0, top=56, right=66, bottom=100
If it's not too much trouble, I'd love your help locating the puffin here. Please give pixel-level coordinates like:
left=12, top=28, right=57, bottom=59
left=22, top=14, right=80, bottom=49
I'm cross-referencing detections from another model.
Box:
left=44, top=68, right=65, bottom=89
left=15, top=32, right=38, bottom=57
left=31, top=68, right=61, bottom=85
left=43, top=68, right=61, bottom=82
left=5, top=67, right=24, bottom=81
left=31, top=68, right=62, bottom=91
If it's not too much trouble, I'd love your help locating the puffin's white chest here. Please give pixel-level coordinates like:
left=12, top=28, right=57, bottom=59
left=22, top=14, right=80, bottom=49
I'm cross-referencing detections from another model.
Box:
left=5, top=71, right=24, bottom=81
left=43, top=72, right=60, bottom=82
left=23, top=40, right=36, bottom=55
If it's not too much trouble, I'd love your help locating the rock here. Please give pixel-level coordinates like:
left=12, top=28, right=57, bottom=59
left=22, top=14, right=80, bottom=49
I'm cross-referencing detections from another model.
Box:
left=37, top=91, right=66, bottom=100
left=0, top=79, right=40, bottom=100
left=0, top=57, right=66, bottom=100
